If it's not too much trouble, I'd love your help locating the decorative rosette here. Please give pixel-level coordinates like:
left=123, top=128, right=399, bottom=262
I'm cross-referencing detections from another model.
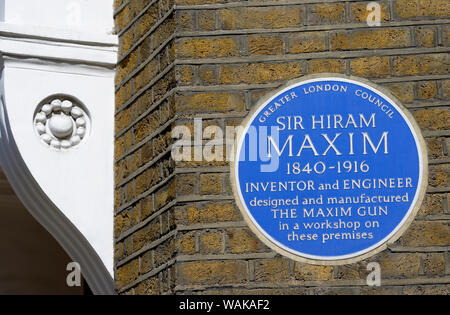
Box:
left=34, top=97, right=90, bottom=149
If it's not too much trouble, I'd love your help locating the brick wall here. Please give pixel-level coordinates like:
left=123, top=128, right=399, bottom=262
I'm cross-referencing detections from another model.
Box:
left=114, top=0, right=450, bottom=295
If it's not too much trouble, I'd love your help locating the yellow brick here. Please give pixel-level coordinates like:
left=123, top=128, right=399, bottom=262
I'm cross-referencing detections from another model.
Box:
left=219, top=62, right=303, bottom=85
left=429, top=164, right=450, bottom=188
left=295, top=263, right=334, bottom=281
left=176, top=11, right=194, bottom=31
left=393, top=54, right=450, bottom=76
left=308, top=59, right=346, bottom=74
left=416, top=27, right=436, bottom=47
left=227, top=229, right=264, bottom=254
left=177, top=201, right=241, bottom=225
left=395, top=0, right=450, bottom=19
left=350, top=1, right=390, bottom=22
left=200, top=173, right=223, bottom=195
left=199, top=65, right=217, bottom=85
left=176, top=92, right=244, bottom=113
left=350, top=56, right=390, bottom=77
left=198, top=10, right=216, bottom=31
left=177, top=261, right=248, bottom=285
left=422, top=253, right=445, bottom=276
left=177, top=232, right=196, bottom=254
left=220, top=6, right=302, bottom=30
left=255, top=258, right=291, bottom=282
left=134, top=277, right=159, bottom=295
left=289, top=32, right=326, bottom=53
left=176, top=65, right=195, bottom=85
left=385, top=82, right=415, bottom=103
left=331, top=28, right=411, bottom=50
left=308, top=3, right=346, bottom=24
left=116, top=259, right=139, bottom=289
left=377, top=253, right=421, bottom=278
left=417, top=81, right=437, bottom=99
left=413, top=108, right=450, bottom=131
left=248, top=35, right=283, bottom=56
left=199, top=231, right=222, bottom=254
left=177, top=37, right=240, bottom=59
left=401, top=221, right=450, bottom=246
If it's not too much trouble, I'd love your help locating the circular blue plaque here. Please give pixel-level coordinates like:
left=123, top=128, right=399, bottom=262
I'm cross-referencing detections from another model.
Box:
left=231, top=75, right=428, bottom=264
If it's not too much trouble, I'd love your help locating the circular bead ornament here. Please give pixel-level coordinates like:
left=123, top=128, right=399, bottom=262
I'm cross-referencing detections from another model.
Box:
left=33, top=97, right=90, bottom=150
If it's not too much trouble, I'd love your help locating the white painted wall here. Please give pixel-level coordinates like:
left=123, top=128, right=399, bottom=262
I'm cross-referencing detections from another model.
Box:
left=0, top=0, right=114, bottom=34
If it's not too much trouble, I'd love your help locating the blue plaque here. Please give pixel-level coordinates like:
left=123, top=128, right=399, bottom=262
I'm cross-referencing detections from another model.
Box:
left=231, top=75, right=428, bottom=263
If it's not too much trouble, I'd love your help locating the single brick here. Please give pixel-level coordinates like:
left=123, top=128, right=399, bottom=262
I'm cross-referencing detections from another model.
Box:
left=132, top=220, right=161, bottom=252
left=135, top=166, right=160, bottom=196
left=177, top=261, right=248, bottom=285
left=350, top=56, right=391, bottom=77
left=295, top=263, right=334, bottom=281
left=198, top=10, right=216, bottom=31
left=417, top=81, right=437, bottom=99
left=177, top=37, right=240, bottom=59
left=115, top=107, right=132, bottom=134
left=416, top=27, right=436, bottom=47
left=248, top=34, right=284, bottom=56
left=392, top=53, right=450, bottom=76
left=429, top=164, right=450, bottom=188
left=199, top=173, right=223, bottom=195
left=199, top=65, right=217, bottom=85
left=413, top=108, right=450, bottom=131
left=227, top=229, right=265, bottom=254
left=254, top=258, right=291, bottom=282
left=177, top=232, right=196, bottom=254
left=115, top=206, right=140, bottom=237
left=175, top=65, right=196, bottom=85
left=176, top=92, right=245, bottom=113
left=134, top=276, right=159, bottom=295
left=308, top=59, right=346, bottom=74
left=401, top=221, right=450, bottom=246
left=289, top=32, right=326, bottom=53
left=422, top=253, right=445, bottom=276
left=377, top=252, right=421, bottom=278
left=404, top=285, right=450, bottom=295
left=219, top=62, right=303, bottom=85
left=176, top=10, right=195, bottom=31
left=154, top=180, right=176, bottom=211
left=334, top=262, right=367, bottom=280
left=199, top=231, right=223, bottom=254
left=360, top=287, right=402, bottom=295
left=220, top=6, right=302, bottom=30
left=330, top=28, right=411, bottom=50
left=176, top=201, right=241, bottom=225
left=140, top=195, right=154, bottom=221
left=116, top=259, right=139, bottom=289
left=350, top=1, right=390, bottom=22
left=385, top=82, right=415, bottom=103
left=176, top=174, right=196, bottom=196
left=394, top=0, right=450, bottom=19
left=133, top=111, right=160, bottom=144
left=154, top=238, right=176, bottom=267
left=308, top=3, right=346, bottom=25
left=426, top=138, right=445, bottom=160
left=443, top=25, right=450, bottom=46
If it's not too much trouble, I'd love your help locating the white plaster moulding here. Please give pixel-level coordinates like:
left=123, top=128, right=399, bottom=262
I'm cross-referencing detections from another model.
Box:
left=2, top=55, right=117, bottom=78
left=0, top=23, right=118, bottom=47
left=0, top=24, right=118, bottom=67
left=0, top=94, right=115, bottom=295
left=0, top=37, right=117, bottom=67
